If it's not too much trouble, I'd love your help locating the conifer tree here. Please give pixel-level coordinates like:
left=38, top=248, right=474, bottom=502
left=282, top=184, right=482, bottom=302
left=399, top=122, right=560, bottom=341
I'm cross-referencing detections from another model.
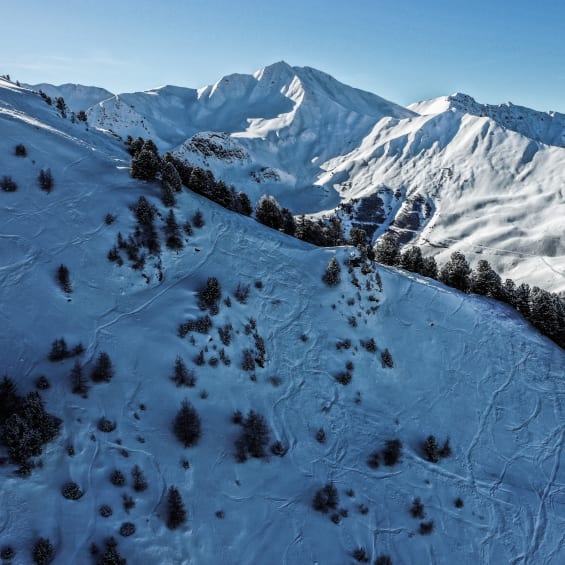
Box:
left=165, top=210, right=183, bottom=251
left=375, top=232, right=400, bottom=266
left=255, top=195, right=283, bottom=230
left=173, top=399, right=201, bottom=447
left=322, top=257, right=341, bottom=287
left=166, top=486, right=187, bottom=529
left=91, top=352, right=114, bottom=383
left=70, top=360, right=88, bottom=397
left=440, top=251, right=471, bottom=292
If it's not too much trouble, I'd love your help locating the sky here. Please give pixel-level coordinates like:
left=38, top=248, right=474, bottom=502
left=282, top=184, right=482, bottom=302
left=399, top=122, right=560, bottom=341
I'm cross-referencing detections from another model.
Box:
left=3, top=0, right=565, bottom=112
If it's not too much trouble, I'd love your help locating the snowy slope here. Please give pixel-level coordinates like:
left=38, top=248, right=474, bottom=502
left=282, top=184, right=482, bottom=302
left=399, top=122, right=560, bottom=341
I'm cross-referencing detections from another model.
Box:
left=27, top=83, right=114, bottom=113
left=1, top=77, right=565, bottom=565
left=84, top=64, right=565, bottom=293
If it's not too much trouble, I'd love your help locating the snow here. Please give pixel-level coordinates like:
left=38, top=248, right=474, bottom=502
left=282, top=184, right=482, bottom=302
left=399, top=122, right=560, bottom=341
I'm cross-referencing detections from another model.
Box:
left=1, top=76, right=565, bottom=564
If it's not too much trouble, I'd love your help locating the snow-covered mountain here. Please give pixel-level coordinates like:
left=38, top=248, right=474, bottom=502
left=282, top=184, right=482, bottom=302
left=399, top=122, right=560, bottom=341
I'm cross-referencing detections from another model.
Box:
left=83, top=62, right=565, bottom=293
left=1, top=74, right=564, bottom=565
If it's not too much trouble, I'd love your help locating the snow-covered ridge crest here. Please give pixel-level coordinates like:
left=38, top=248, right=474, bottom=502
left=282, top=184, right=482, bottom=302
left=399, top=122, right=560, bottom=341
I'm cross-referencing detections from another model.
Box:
left=410, top=92, right=565, bottom=146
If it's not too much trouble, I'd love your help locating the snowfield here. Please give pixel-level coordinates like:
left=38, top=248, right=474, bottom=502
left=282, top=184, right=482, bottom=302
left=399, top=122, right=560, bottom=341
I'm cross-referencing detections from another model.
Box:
left=0, top=76, right=564, bottom=565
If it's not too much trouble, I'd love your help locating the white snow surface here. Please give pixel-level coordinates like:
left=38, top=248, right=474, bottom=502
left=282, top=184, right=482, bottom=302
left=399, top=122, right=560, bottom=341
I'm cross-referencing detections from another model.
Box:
left=1, top=75, right=565, bottom=565
left=26, top=83, right=114, bottom=113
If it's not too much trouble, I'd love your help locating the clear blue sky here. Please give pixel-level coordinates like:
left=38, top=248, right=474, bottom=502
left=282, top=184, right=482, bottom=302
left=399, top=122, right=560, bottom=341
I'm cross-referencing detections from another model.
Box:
left=4, top=0, right=565, bottom=112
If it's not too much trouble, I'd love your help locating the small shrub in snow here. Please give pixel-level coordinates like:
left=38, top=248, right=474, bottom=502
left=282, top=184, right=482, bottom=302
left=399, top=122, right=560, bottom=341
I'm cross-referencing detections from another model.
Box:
left=270, top=440, right=287, bottom=457
left=110, top=470, right=126, bottom=486
left=0, top=546, right=15, bottom=560
left=15, top=143, right=27, bottom=157
left=424, top=435, right=451, bottom=462
left=454, top=497, right=464, bottom=508
left=336, top=338, right=351, bottom=350
left=375, top=555, right=393, bottom=565
left=35, top=376, right=49, bottom=390
left=315, top=428, right=326, bottom=444
left=166, top=486, right=187, bottom=530
left=37, top=169, right=53, bottom=193
left=171, top=356, right=196, bottom=387
left=218, top=323, right=233, bottom=346
left=194, top=350, right=205, bottom=366
left=48, top=338, right=83, bottom=361
left=32, top=538, right=54, bottom=565
left=97, top=537, right=126, bottom=565
left=331, top=513, right=340, bottom=524
left=173, top=399, right=201, bottom=447
left=234, top=283, right=250, bottom=304
left=241, top=349, right=256, bottom=371
left=178, top=315, right=212, bottom=337
left=122, top=494, right=135, bottom=513
left=254, top=280, right=263, bottom=289
left=381, top=348, right=394, bottom=368
left=215, top=510, right=225, bottom=519
left=98, top=418, right=116, bottom=433
left=383, top=439, right=403, bottom=466
left=61, top=482, right=83, bottom=500
left=99, top=504, right=113, bottom=518
left=119, top=522, right=136, bottom=537
left=235, top=410, right=270, bottom=461
left=335, top=372, right=352, bottom=385
left=419, top=520, right=434, bottom=535
left=410, top=497, right=425, bottom=519
left=104, top=213, right=116, bottom=225
left=1, top=176, right=17, bottom=192
left=360, top=338, right=377, bottom=353
left=312, top=483, right=339, bottom=513
left=358, top=504, right=369, bottom=515
left=352, top=547, right=370, bottom=562
left=367, top=451, right=380, bottom=469
left=232, top=410, right=243, bottom=425
left=348, top=316, right=357, bottom=328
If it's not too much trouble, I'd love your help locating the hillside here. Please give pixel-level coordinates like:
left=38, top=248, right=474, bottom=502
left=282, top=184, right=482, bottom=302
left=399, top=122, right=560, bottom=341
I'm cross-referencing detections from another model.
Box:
left=1, top=75, right=564, bottom=565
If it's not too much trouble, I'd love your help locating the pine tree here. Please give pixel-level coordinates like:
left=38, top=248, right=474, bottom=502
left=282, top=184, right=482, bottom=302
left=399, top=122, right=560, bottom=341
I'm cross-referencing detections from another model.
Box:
left=440, top=251, right=471, bottom=292
left=57, top=264, right=72, bottom=294
left=70, top=360, right=88, bottom=397
left=91, top=352, right=114, bottom=383
left=161, top=161, right=182, bottom=192
left=164, top=210, right=183, bottom=251
left=471, top=259, right=502, bottom=298
left=198, top=277, right=221, bottom=312
left=0, top=376, right=20, bottom=424
left=32, top=537, right=54, bottom=564
left=255, top=195, right=283, bottom=230
left=375, top=233, right=400, bottom=266
left=400, top=246, right=425, bottom=274
left=161, top=181, right=176, bottom=207
left=171, top=356, right=196, bottom=387
left=38, top=169, right=54, bottom=192
left=240, top=410, right=270, bottom=458
left=236, top=192, right=253, bottom=216
left=173, top=399, right=201, bottom=447
left=322, top=257, right=341, bottom=287
left=131, top=149, right=160, bottom=181
left=422, top=256, right=438, bottom=279
left=166, top=486, right=187, bottom=529
left=131, top=464, right=148, bottom=492
left=424, top=435, right=440, bottom=463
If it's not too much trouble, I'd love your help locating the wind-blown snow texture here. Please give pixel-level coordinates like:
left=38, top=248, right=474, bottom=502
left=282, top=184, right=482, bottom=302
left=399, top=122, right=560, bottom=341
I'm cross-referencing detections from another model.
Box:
left=0, top=75, right=564, bottom=565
